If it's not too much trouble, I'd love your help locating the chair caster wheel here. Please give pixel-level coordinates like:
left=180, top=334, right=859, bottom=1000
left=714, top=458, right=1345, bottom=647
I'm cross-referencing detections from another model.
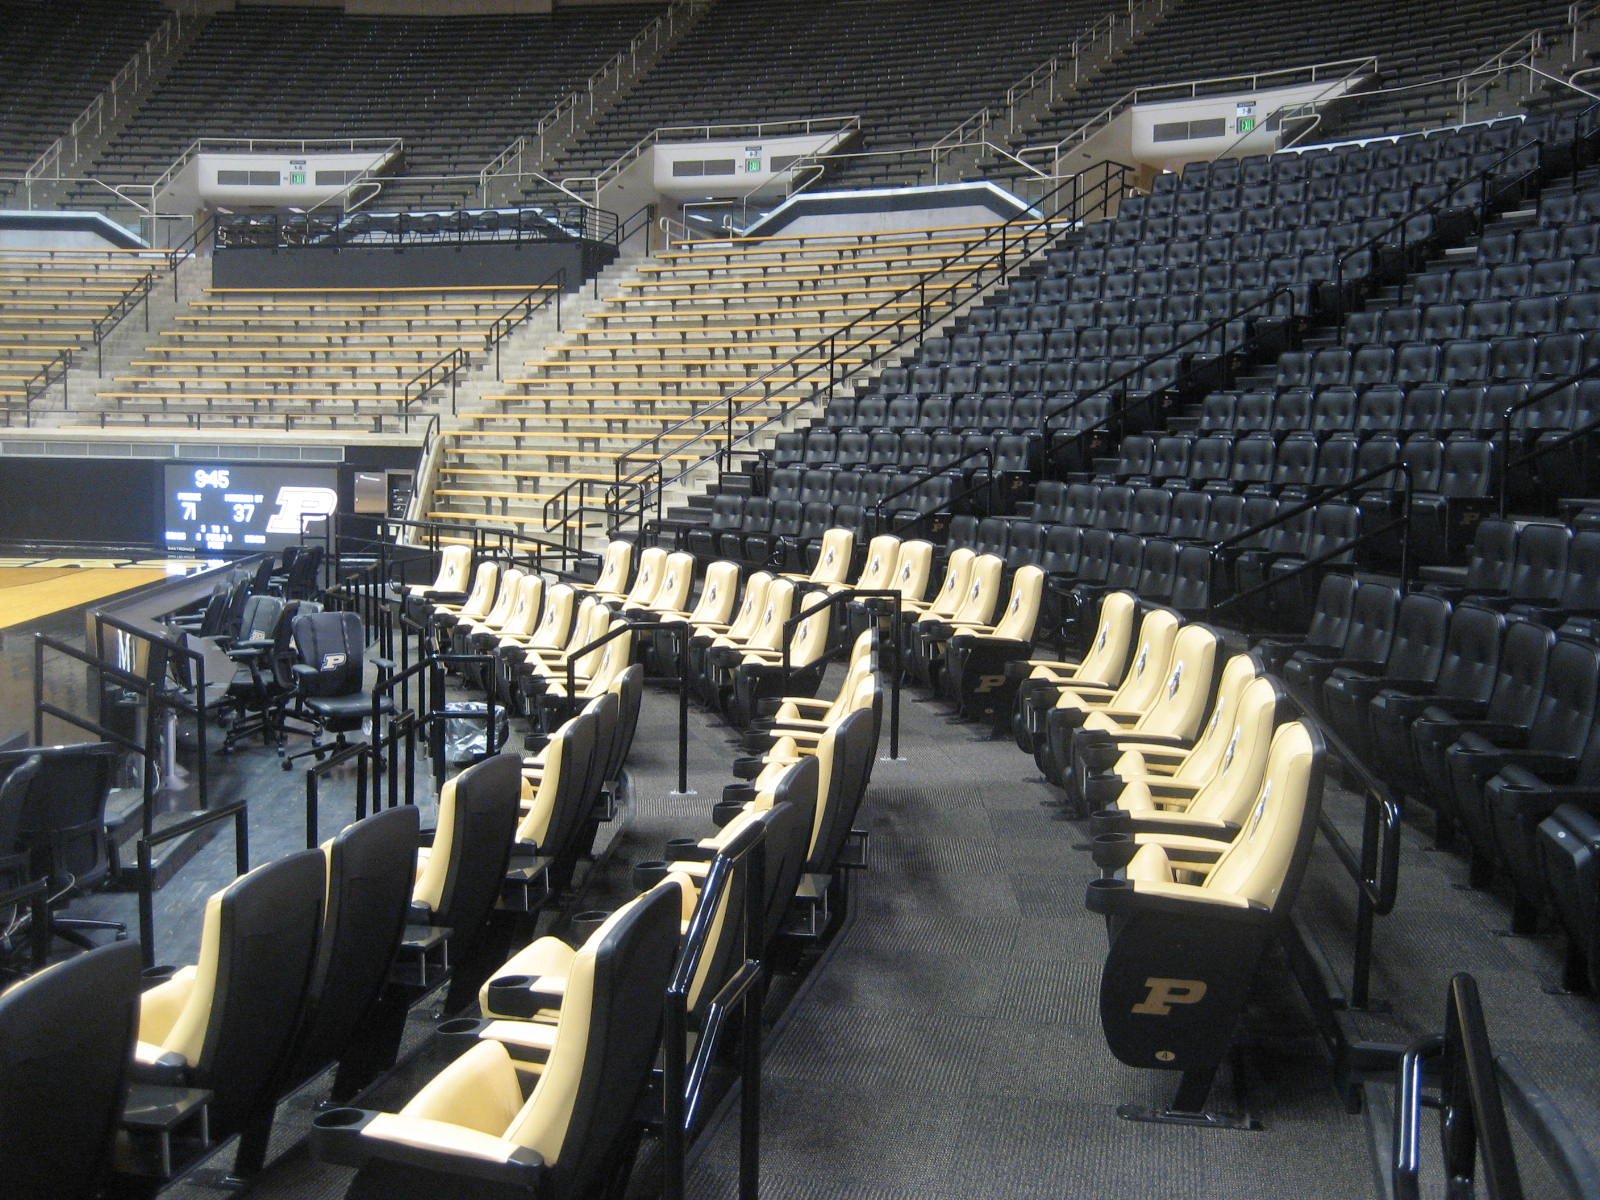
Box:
left=281, top=760, right=292, bottom=771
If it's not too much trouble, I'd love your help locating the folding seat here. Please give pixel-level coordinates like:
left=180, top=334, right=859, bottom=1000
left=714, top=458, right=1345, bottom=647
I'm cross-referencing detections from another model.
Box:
left=1274, top=351, right=1314, bottom=390
left=909, top=365, right=945, bottom=399
left=1412, top=430, right=1492, bottom=559
left=1354, top=384, right=1404, bottom=436
left=1054, top=623, right=1223, bottom=809
left=1145, top=436, right=1192, bottom=487
left=1558, top=291, right=1600, bottom=333
left=1092, top=484, right=1136, bottom=532
left=835, top=432, right=871, bottom=471
left=1128, top=487, right=1173, bottom=537
left=977, top=333, right=1013, bottom=367
left=1392, top=341, right=1443, bottom=386
left=1026, top=605, right=1180, bottom=768
left=1310, top=388, right=1358, bottom=435
left=769, top=431, right=806, bottom=469
left=1533, top=257, right=1578, bottom=295
left=1465, top=522, right=1569, bottom=612
left=802, top=431, right=839, bottom=469
left=1005, top=521, right=1045, bottom=571
left=134, top=850, right=330, bottom=1148
left=0, top=938, right=143, bottom=1200
left=944, top=565, right=1047, bottom=722
left=1251, top=569, right=1360, bottom=677
left=1409, top=616, right=1554, bottom=848
left=1321, top=592, right=1452, bottom=765
left=1063, top=482, right=1101, bottom=527
left=1449, top=266, right=1492, bottom=302
left=824, top=396, right=860, bottom=430
left=735, top=497, right=776, bottom=564
left=1443, top=636, right=1600, bottom=898
left=997, top=304, right=1032, bottom=333
left=312, top=882, right=680, bottom=1200
left=1085, top=720, right=1324, bottom=1125
left=1184, top=436, right=1233, bottom=491
left=918, top=395, right=953, bottom=431
left=949, top=393, right=985, bottom=434
left=1234, top=391, right=1274, bottom=433
left=1282, top=581, right=1401, bottom=697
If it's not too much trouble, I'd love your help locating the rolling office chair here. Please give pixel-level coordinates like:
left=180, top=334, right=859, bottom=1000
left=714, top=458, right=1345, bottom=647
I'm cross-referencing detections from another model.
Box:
left=279, top=610, right=393, bottom=769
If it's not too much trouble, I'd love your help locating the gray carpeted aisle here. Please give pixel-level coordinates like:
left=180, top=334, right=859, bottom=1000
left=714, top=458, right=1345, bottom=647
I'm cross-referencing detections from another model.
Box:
left=685, top=691, right=1373, bottom=1200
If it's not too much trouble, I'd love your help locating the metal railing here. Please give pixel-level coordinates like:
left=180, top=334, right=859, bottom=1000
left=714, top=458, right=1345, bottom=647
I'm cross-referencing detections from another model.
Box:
left=91, top=273, right=154, bottom=377
left=403, top=348, right=470, bottom=430
left=586, top=162, right=1131, bottom=534
left=1496, top=358, right=1600, bottom=516
left=21, top=0, right=204, bottom=188
left=14, top=348, right=70, bottom=428
left=487, top=267, right=568, bottom=380
left=1393, top=974, right=1600, bottom=1199
left=562, top=619, right=690, bottom=795
left=478, top=0, right=710, bottom=200
left=781, top=588, right=902, bottom=760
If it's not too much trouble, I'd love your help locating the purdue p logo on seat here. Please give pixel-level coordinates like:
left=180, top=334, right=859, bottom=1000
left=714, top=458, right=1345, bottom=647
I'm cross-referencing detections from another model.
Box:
left=1131, top=977, right=1208, bottom=1016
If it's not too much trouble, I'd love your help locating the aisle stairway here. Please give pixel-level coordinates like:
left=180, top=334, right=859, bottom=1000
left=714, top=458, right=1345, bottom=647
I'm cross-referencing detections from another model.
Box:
left=422, top=220, right=1068, bottom=546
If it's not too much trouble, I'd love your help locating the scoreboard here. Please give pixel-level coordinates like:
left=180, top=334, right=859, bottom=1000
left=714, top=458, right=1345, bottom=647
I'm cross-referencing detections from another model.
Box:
left=163, top=463, right=339, bottom=552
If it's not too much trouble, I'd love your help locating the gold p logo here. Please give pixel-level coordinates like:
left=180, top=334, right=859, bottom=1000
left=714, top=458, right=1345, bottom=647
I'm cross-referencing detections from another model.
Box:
left=974, top=674, right=1008, bottom=694
left=1131, top=977, right=1208, bottom=1016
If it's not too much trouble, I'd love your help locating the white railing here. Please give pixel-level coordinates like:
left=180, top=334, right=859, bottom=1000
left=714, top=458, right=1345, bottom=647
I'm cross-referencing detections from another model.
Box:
left=1457, top=29, right=1547, bottom=116
left=478, top=0, right=709, bottom=201
left=1020, top=54, right=1378, bottom=178
left=23, top=0, right=205, bottom=186
left=560, top=113, right=861, bottom=209
left=1571, top=2, right=1600, bottom=62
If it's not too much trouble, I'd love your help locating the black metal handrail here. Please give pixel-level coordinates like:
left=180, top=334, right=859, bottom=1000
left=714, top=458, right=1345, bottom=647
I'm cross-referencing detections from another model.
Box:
left=402, top=346, right=470, bottom=430
left=1394, top=973, right=1600, bottom=1200
left=1040, top=284, right=1297, bottom=461
left=581, top=161, right=1133, bottom=529
left=165, top=213, right=215, bottom=301
left=781, top=587, right=902, bottom=760
left=15, top=346, right=70, bottom=427
left=91, top=272, right=153, bottom=376
left=304, top=740, right=376, bottom=850
left=661, top=820, right=764, bottom=1200
left=561, top=618, right=690, bottom=794
left=1333, top=134, right=1547, bottom=331
left=487, top=266, right=568, bottom=380
left=136, top=802, right=249, bottom=969
left=610, top=202, right=656, bottom=264
left=860, top=445, right=995, bottom=531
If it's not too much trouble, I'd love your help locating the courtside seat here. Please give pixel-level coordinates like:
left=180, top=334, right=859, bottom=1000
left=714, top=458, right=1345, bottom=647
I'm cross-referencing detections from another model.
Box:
left=621, top=551, right=695, bottom=622
left=312, top=882, right=681, bottom=1200
left=911, top=552, right=1003, bottom=690
left=428, top=561, right=502, bottom=647
left=728, top=602, right=833, bottom=728
left=687, top=573, right=773, bottom=693
left=1060, top=624, right=1225, bottom=810
left=700, top=578, right=796, bottom=710
left=1011, top=590, right=1138, bottom=751
left=943, top=564, right=1047, bottom=723
left=397, top=545, right=471, bottom=619
left=1089, top=667, right=1282, bottom=832
left=1085, top=720, right=1325, bottom=1125
left=1036, top=608, right=1183, bottom=788
left=132, top=850, right=327, bottom=1149
left=641, top=559, right=740, bottom=674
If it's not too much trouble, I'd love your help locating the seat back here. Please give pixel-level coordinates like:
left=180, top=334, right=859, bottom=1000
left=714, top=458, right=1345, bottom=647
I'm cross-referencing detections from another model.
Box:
left=454, top=561, right=501, bottom=621
left=415, top=753, right=523, bottom=930
left=524, top=583, right=576, bottom=649
left=292, top=611, right=367, bottom=699
left=1079, top=591, right=1138, bottom=686
left=517, top=714, right=598, bottom=849
left=1433, top=604, right=1504, bottom=702
left=236, top=595, right=284, bottom=645
left=512, top=883, right=681, bottom=1195
left=1168, top=663, right=1278, bottom=789
left=424, top=544, right=471, bottom=594
left=476, top=568, right=526, bottom=631
left=618, top=546, right=667, bottom=608
left=922, top=547, right=975, bottom=621
left=717, top=572, right=773, bottom=642
left=946, top=553, right=1004, bottom=625
left=1129, top=623, right=1222, bottom=740
left=687, top=561, right=741, bottom=625
left=987, top=565, right=1045, bottom=640
left=290, top=806, right=421, bottom=1082
left=590, top=540, right=634, bottom=596
left=807, top=528, right=856, bottom=585
left=496, top=575, right=545, bottom=641
left=851, top=534, right=902, bottom=592
left=181, top=850, right=328, bottom=1139
left=754, top=759, right=819, bottom=949
left=1201, top=720, right=1325, bottom=910
left=1103, top=608, right=1183, bottom=713
left=807, top=706, right=879, bottom=874
left=1486, top=620, right=1557, bottom=725
left=0, top=939, right=141, bottom=1200
left=602, top=665, right=646, bottom=787
left=888, top=539, right=934, bottom=602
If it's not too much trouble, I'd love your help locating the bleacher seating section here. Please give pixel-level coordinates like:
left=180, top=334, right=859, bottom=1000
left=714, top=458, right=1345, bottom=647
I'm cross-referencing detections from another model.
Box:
left=427, top=220, right=1060, bottom=538
left=0, top=247, right=166, bottom=424
left=0, top=0, right=168, bottom=187
left=58, top=3, right=659, bottom=213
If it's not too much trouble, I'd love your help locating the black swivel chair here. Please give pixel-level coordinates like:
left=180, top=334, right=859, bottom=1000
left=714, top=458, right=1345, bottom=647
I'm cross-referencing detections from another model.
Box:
left=0, top=940, right=142, bottom=1200
left=279, top=610, right=393, bottom=768
left=7, top=741, right=126, bottom=951
left=0, top=755, right=46, bottom=970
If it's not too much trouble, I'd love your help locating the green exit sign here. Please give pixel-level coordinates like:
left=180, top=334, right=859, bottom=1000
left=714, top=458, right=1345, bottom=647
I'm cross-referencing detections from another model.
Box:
left=1235, top=117, right=1256, bottom=134
left=290, top=171, right=306, bottom=185
left=744, top=158, right=761, bottom=173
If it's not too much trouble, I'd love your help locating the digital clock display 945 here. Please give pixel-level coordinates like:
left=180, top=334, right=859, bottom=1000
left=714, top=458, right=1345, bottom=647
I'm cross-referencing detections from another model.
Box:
left=163, top=463, right=339, bottom=552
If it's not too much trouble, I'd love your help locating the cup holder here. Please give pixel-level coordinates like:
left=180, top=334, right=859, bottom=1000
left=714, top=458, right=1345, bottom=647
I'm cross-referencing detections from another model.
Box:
left=436, top=1017, right=481, bottom=1037
left=632, top=860, right=669, bottom=891
left=139, top=965, right=179, bottom=991
left=665, top=837, right=699, bottom=854
left=571, top=910, right=610, bottom=941
left=711, top=800, right=745, bottom=827
left=486, top=974, right=532, bottom=993
left=722, top=782, right=757, bottom=806
left=313, top=1107, right=368, bottom=1130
